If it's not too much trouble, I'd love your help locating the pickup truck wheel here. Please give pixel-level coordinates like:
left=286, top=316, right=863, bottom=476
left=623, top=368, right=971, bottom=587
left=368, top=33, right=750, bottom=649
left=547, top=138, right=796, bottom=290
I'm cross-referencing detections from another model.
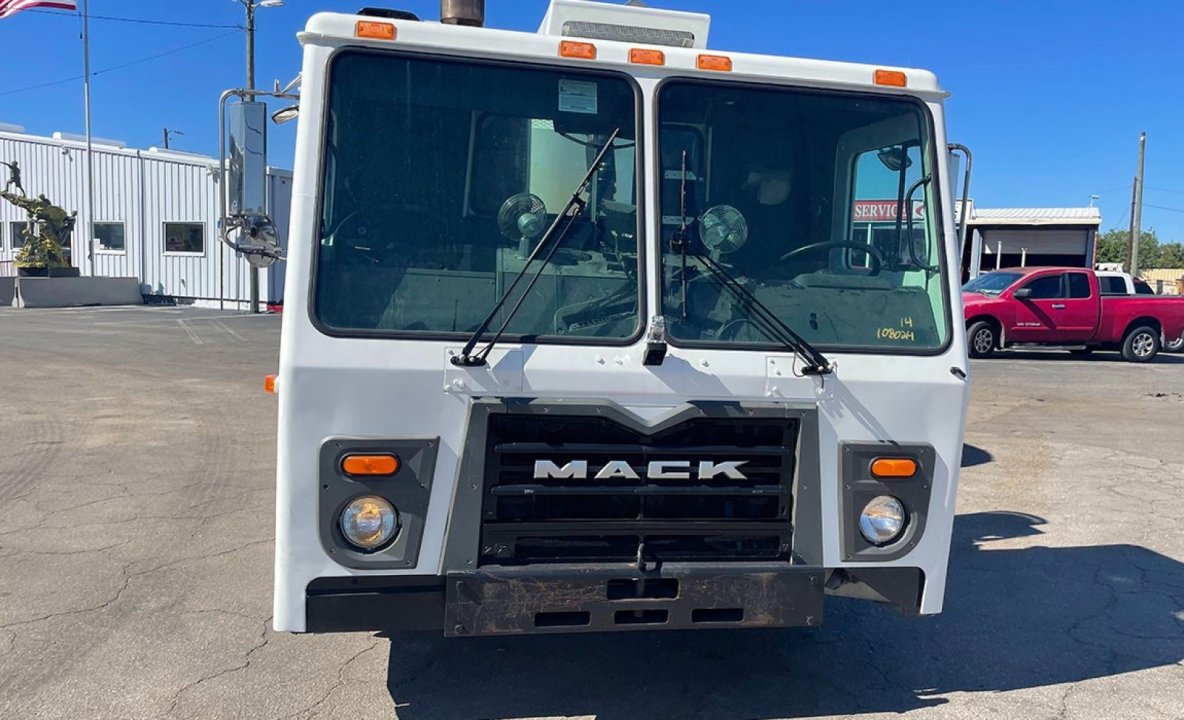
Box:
left=967, top=321, right=996, bottom=358
left=1121, top=325, right=1161, bottom=363
left=1166, top=336, right=1184, bottom=353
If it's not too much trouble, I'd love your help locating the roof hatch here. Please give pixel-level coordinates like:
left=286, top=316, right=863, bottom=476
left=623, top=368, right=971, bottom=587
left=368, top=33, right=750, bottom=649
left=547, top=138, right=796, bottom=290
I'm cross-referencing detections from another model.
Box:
left=539, top=0, right=710, bottom=49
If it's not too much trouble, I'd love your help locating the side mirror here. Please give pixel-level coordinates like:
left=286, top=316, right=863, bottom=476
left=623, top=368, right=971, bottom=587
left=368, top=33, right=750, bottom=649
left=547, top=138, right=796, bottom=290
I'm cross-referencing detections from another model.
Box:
left=1013, top=287, right=1032, bottom=299
left=227, top=101, right=268, bottom=216
left=239, top=214, right=282, bottom=268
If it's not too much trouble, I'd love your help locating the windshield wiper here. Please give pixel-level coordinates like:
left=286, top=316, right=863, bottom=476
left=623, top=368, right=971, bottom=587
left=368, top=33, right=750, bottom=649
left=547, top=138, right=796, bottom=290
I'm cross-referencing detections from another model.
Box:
left=682, top=241, right=833, bottom=375
left=451, top=128, right=621, bottom=368
left=668, top=156, right=831, bottom=375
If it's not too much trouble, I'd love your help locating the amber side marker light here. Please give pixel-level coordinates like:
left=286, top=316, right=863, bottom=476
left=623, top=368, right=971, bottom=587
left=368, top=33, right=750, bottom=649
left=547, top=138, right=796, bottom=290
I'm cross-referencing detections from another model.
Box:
left=356, top=21, right=396, bottom=40
left=264, top=374, right=277, bottom=394
left=698, top=54, right=733, bottom=72
left=342, top=454, right=400, bottom=477
left=874, top=69, right=907, bottom=87
left=871, top=457, right=918, bottom=478
left=630, top=48, right=665, bottom=66
left=560, top=40, right=597, bottom=60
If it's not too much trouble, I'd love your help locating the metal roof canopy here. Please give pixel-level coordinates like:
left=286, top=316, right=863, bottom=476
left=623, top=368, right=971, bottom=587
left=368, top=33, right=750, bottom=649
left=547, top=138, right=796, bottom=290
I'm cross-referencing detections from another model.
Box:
left=967, top=207, right=1101, bottom=227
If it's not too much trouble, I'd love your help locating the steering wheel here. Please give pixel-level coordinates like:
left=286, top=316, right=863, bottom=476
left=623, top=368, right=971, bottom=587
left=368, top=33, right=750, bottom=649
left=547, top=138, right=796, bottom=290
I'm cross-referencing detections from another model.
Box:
left=779, top=240, right=884, bottom=276
left=329, top=205, right=447, bottom=266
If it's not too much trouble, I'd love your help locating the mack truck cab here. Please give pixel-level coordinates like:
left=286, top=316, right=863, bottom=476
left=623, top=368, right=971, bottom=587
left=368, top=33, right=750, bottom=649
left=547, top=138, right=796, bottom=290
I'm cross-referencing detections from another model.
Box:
left=228, top=0, right=971, bottom=637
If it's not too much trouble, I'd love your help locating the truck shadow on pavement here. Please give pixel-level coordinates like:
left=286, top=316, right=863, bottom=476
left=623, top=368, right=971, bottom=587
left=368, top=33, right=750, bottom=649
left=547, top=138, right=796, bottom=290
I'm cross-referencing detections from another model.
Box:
left=960, top=443, right=993, bottom=468
left=385, top=511, right=1184, bottom=719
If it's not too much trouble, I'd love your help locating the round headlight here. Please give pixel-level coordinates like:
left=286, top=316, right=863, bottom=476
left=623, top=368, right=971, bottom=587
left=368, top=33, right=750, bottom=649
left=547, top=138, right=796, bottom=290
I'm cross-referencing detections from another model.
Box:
left=340, top=496, right=399, bottom=551
left=859, top=495, right=906, bottom=545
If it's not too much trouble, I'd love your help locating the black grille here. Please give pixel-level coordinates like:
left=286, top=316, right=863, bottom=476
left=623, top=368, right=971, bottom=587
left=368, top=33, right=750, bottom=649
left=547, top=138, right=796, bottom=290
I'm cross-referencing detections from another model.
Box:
left=479, top=413, right=797, bottom=565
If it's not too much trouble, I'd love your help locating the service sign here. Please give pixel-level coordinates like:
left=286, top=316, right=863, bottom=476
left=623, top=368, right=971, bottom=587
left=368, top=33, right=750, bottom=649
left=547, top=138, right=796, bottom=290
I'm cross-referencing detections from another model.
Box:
left=853, top=200, right=926, bottom=222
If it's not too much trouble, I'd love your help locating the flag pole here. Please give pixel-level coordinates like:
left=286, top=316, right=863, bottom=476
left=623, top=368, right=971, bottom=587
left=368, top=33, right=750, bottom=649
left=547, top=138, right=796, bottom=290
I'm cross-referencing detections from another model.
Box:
left=81, top=0, right=94, bottom=276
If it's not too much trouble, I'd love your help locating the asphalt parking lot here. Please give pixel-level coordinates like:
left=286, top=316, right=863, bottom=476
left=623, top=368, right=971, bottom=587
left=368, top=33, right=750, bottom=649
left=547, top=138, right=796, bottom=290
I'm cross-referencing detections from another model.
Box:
left=0, top=305, right=1181, bottom=720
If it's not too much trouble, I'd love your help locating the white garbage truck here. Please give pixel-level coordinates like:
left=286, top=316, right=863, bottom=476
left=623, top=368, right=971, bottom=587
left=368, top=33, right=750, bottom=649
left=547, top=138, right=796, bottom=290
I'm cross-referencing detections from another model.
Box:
left=226, top=0, right=972, bottom=636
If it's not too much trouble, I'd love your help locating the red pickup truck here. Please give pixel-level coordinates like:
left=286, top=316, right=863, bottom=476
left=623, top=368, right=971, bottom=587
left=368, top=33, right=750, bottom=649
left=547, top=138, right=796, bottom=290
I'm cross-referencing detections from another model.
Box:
left=963, top=267, right=1184, bottom=362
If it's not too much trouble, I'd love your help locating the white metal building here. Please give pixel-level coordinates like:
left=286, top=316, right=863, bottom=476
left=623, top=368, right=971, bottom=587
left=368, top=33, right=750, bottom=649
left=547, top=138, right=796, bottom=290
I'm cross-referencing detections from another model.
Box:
left=958, top=202, right=1101, bottom=281
left=0, top=123, right=290, bottom=309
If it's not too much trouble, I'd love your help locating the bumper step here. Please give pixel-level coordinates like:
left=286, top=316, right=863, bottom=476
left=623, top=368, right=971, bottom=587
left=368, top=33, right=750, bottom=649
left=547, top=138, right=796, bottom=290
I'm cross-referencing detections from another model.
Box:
left=444, top=563, right=824, bottom=637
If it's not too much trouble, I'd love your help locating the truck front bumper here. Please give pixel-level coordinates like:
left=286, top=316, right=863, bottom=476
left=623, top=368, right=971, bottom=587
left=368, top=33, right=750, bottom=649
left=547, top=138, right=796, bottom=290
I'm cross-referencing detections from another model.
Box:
left=305, top=563, right=923, bottom=636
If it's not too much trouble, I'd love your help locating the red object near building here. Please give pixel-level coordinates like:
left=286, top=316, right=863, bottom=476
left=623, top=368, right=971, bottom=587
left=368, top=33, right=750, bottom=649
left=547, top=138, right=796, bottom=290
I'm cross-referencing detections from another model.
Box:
left=962, top=267, right=1184, bottom=362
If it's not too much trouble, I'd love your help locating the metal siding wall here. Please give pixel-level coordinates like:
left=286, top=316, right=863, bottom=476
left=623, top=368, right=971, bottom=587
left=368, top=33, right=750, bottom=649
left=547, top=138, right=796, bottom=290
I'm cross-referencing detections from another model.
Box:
left=0, top=132, right=267, bottom=306
left=266, top=169, right=294, bottom=304
left=90, top=149, right=141, bottom=281
left=142, top=154, right=247, bottom=303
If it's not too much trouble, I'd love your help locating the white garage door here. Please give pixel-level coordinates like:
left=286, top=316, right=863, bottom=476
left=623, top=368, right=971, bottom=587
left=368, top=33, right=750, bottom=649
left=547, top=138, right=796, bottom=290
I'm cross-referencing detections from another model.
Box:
left=980, top=229, right=1088, bottom=255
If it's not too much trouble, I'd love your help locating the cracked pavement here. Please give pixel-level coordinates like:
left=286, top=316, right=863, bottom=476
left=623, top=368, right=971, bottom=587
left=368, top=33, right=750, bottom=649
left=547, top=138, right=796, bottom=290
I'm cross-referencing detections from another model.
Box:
left=0, top=307, right=1181, bottom=719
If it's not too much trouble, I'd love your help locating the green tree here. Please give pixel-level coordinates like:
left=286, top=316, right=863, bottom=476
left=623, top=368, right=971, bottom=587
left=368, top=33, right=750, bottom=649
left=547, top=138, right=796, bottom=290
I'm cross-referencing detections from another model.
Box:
left=1094, top=227, right=1179, bottom=269
left=1158, top=241, right=1184, bottom=269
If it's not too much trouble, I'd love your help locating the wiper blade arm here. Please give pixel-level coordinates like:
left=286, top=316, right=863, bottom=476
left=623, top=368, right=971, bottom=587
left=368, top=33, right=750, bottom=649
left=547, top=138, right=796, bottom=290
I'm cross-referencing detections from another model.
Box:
left=452, top=128, right=621, bottom=368
left=683, top=241, right=833, bottom=375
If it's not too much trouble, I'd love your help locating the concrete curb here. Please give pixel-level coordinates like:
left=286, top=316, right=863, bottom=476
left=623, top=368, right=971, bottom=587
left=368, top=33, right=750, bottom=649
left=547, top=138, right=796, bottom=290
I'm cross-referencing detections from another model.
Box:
left=12, top=277, right=144, bottom=308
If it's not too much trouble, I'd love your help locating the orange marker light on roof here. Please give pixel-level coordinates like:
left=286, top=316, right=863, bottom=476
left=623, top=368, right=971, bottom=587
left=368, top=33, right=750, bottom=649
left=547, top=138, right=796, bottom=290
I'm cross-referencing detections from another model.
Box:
left=871, top=457, right=918, bottom=479
left=630, top=48, right=665, bottom=66
left=697, top=54, right=733, bottom=72
left=264, top=374, right=277, bottom=394
left=874, top=69, right=907, bottom=87
left=356, top=20, right=396, bottom=40
left=342, top=454, right=400, bottom=477
left=559, top=40, right=597, bottom=60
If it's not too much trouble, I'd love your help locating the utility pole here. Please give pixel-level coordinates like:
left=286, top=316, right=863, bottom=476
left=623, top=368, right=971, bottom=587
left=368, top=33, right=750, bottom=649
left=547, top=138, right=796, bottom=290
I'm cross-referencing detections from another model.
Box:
left=1128, top=175, right=1138, bottom=271
left=162, top=128, right=183, bottom=149
left=1130, top=131, right=1146, bottom=276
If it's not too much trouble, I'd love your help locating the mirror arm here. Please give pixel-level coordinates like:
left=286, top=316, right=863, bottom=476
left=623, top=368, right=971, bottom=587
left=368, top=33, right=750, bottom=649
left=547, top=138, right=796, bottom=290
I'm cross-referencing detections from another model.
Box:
left=948, top=143, right=973, bottom=258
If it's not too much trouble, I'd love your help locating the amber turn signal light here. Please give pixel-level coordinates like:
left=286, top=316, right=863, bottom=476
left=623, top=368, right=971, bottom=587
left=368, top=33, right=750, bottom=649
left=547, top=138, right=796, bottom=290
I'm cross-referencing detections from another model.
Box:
left=873, top=69, right=907, bottom=87
left=342, top=454, right=400, bottom=476
left=629, top=48, right=665, bottom=66
left=264, top=374, right=277, bottom=394
left=559, top=41, right=597, bottom=60
left=697, top=54, right=733, bottom=72
left=356, top=21, right=396, bottom=40
left=871, top=457, right=917, bottom=478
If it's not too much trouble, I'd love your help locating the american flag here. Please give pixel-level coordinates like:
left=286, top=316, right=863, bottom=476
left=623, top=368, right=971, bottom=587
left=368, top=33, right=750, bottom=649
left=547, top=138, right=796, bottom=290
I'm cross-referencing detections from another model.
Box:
left=0, top=0, right=77, bottom=19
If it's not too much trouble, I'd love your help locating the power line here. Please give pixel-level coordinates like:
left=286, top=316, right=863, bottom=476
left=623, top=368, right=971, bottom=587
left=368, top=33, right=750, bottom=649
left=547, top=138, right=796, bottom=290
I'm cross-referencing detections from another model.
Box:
left=1144, top=203, right=1184, bottom=215
left=1145, top=187, right=1184, bottom=196
left=27, top=8, right=242, bottom=29
left=0, top=30, right=241, bottom=98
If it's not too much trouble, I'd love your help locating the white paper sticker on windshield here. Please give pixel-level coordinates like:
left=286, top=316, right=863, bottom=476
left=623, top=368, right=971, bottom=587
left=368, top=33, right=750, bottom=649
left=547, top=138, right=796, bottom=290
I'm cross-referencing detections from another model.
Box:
left=558, top=79, right=598, bottom=114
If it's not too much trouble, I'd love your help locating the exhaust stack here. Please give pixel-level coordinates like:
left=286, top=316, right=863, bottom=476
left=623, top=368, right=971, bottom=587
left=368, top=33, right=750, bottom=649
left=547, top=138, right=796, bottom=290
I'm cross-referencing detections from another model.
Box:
left=441, top=0, right=484, bottom=27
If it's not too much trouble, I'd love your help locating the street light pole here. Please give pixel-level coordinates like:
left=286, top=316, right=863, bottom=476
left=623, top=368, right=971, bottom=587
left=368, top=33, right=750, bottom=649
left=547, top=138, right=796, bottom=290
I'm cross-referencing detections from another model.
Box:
left=238, top=0, right=283, bottom=312
left=245, top=1, right=256, bottom=100
left=162, top=128, right=183, bottom=149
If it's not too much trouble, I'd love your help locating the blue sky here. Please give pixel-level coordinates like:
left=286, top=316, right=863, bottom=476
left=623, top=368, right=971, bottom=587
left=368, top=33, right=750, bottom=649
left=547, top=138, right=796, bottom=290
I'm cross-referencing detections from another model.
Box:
left=2, top=0, right=1183, bottom=240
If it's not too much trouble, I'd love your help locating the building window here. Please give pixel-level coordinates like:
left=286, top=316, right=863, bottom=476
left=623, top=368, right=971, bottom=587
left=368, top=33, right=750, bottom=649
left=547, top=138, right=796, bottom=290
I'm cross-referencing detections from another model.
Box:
left=164, top=222, right=204, bottom=254
left=95, top=222, right=126, bottom=251
left=9, top=221, right=28, bottom=249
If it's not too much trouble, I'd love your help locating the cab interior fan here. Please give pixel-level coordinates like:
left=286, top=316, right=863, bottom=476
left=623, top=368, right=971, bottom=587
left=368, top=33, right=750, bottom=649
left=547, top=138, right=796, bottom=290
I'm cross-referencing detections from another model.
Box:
left=498, top=193, right=548, bottom=259
left=700, top=204, right=748, bottom=261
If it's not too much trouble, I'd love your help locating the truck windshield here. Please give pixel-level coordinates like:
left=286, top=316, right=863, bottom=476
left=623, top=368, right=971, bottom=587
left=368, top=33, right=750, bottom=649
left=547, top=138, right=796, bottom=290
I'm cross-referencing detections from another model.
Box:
left=963, top=272, right=1022, bottom=295
left=314, top=51, right=641, bottom=340
left=657, top=80, right=950, bottom=352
